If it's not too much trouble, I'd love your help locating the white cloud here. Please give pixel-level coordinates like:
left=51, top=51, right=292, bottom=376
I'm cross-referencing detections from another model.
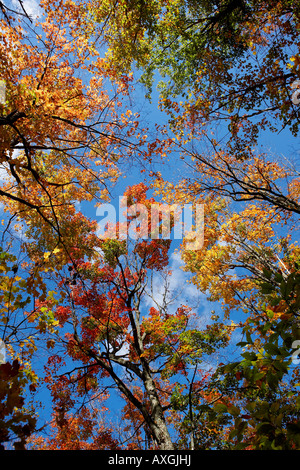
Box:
left=74, top=200, right=81, bottom=212
left=0, top=162, right=12, bottom=184
left=0, top=162, right=12, bottom=212
left=142, top=249, right=215, bottom=325
left=11, top=0, right=42, bottom=19
left=0, top=339, right=6, bottom=364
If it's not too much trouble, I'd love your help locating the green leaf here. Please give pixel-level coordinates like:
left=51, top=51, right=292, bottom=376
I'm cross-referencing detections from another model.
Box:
left=214, top=403, right=228, bottom=414
left=228, top=405, right=240, bottom=417
left=241, top=351, right=257, bottom=361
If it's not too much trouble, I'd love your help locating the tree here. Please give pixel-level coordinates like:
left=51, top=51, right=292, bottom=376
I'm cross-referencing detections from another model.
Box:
left=0, top=359, right=37, bottom=450
left=24, top=184, right=231, bottom=450
left=206, top=263, right=300, bottom=449
left=0, top=0, right=142, bottom=237
left=29, top=391, right=119, bottom=450
left=0, top=0, right=147, bottom=449
left=86, top=1, right=300, bottom=151
left=1, top=0, right=300, bottom=451
left=152, top=183, right=300, bottom=448
left=149, top=105, right=300, bottom=448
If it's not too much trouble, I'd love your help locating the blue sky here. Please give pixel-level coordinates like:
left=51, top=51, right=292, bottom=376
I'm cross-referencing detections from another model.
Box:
left=1, top=0, right=300, bottom=446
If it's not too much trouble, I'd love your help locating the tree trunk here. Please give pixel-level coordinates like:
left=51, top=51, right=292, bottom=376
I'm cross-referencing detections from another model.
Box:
left=127, top=296, right=174, bottom=450
left=141, top=364, right=174, bottom=450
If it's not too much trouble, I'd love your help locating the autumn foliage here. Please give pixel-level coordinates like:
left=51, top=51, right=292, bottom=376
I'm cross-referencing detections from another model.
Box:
left=0, top=0, right=299, bottom=451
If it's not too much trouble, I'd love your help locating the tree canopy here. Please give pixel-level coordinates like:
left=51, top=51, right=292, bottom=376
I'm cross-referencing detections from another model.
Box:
left=0, top=0, right=299, bottom=451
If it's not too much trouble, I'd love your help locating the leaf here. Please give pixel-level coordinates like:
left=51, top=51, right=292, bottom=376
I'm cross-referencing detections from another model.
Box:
left=214, top=403, right=228, bottom=414
left=241, top=351, right=257, bottom=361
left=228, top=405, right=240, bottom=417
